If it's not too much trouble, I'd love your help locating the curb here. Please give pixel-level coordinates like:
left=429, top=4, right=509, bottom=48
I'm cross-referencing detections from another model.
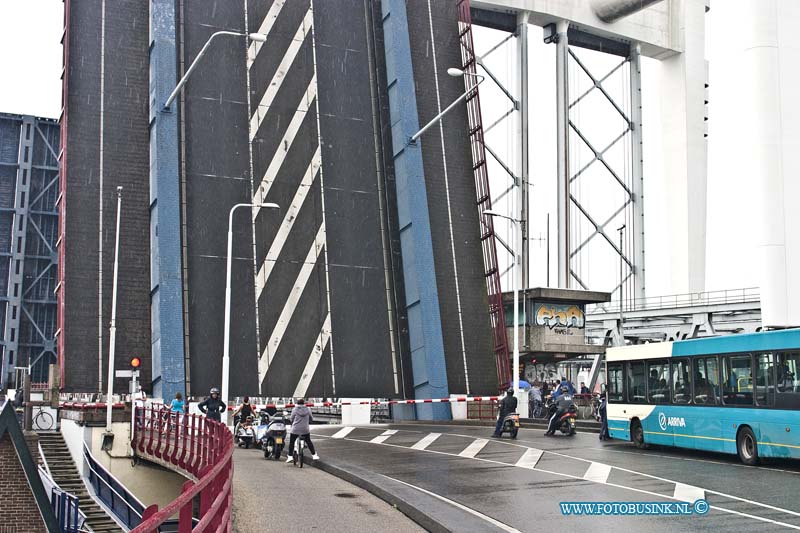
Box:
left=311, top=459, right=451, bottom=533
left=393, top=418, right=602, bottom=434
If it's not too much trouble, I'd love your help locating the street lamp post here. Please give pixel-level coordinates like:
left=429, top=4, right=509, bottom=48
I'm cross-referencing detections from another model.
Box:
left=409, top=68, right=485, bottom=143
left=483, top=209, right=522, bottom=397
left=221, top=202, right=279, bottom=425
left=163, top=31, right=267, bottom=110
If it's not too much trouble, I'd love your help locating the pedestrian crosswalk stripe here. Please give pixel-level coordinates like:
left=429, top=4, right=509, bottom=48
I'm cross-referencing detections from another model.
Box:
left=458, top=439, right=488, bottom=458
left=370, top=429, right=398, bottom=444
left=331, top=427, right=355, bottom=439
left=583, top=462, right=612, bottom=483
left=411, top=433, right=441, bottom=450
left=514, top=448, right=543, bottom=469
left=673, top=482, right=704, bottom=503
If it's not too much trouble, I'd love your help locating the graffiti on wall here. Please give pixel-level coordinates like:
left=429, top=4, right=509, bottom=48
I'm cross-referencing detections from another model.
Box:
left=534, top=303, right=585, bottom=329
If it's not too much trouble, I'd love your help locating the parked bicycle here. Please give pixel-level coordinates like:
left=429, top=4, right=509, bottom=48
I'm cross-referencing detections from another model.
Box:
left=32, top=405, right=55, bottom=431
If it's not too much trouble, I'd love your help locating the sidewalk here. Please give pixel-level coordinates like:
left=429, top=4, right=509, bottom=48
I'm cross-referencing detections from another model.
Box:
left=231, top=447, right=423, bottom=533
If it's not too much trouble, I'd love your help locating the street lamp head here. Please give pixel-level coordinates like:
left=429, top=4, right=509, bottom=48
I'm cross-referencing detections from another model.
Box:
left=248, top=33, right=267, bottom=42
left=482, top=209, right=501, bottom=217
left=254, top=202, right=280, bottom=210
left=447, top=67, right=465, bottom=77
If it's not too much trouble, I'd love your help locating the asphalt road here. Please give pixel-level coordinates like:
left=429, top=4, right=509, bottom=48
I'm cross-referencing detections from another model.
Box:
left=231, top=446, right=424, bottom=533
left=298, top=423, right=800, bottom=532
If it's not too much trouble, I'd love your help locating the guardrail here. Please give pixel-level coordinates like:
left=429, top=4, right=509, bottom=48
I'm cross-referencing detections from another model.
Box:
left=131, top=406, right=233, bottom=533
left=38, top=464, right=86, bottom=533
left=586, top=287, right=760, bottom=314
left=84, top=443, right=144, bottom=528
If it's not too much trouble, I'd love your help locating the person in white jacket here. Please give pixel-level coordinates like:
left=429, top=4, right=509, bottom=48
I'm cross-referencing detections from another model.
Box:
left=286, top=399, right=319, bottom=462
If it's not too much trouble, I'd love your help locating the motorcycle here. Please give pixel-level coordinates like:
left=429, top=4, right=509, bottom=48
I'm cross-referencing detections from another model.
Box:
left=261, top=411, right=288, bottom=460
left=235, top=415, right=256, bottom=448
left=498, top=412, right=520, bottom=439
left=546, top=403, right=578, bottom=436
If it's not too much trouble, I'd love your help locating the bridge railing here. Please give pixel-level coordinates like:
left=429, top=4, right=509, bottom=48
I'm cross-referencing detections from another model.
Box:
left=131, top=406, right=233, bottom=533
left=587, top=287, right=760, bottom=315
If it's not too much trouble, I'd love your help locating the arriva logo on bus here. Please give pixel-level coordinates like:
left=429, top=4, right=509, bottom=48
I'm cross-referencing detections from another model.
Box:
left=658, top=412, right=686, bottom=431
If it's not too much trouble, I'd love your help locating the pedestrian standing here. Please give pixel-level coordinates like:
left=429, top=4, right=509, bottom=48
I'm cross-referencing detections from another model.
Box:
left=198, top=387, right=227, bottom=422
left=599, top=395, right=609, bottom=440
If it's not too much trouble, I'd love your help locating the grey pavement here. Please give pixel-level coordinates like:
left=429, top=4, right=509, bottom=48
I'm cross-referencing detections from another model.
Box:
left=305, top=423, right=800, bottom=532
left=231, top=446, right=424, bottom=533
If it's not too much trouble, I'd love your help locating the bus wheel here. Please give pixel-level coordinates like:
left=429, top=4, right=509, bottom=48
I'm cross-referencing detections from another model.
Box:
left=737, top=427, right=759, bottom=466
left=632, top=420, right=648, bottom=449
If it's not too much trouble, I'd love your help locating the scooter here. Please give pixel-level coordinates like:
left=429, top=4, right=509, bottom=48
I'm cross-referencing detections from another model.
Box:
left=546, top=403, right=578, bottom=436
left=235, top=416, right=256, bottom=448
left=498, top=412, right=520, bottom=439
left=261, top=411, right=288, bottom=460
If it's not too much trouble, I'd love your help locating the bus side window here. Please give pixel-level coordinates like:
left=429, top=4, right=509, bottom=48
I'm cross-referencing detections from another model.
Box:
left=647, top=360, right=670, bottom=404
left=672, top=359, right=690, bottom=404
left=627, top=361, right=646, bottom=403
left=606, top=363, right=624, bottom=403
left=722, top=354, right=754, bottom=406
left=755, top=353, right=775, bottom=406
left=777, top=352, right=799, bottom=393
left=693, top=356, right=719, bottom=405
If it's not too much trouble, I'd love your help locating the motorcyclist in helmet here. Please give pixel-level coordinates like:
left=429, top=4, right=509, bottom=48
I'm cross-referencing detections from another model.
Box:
left=492, top=388, right=518, bottom=438
left=545, top=385, right=573, bottom=436
left=198, top=387, right=227, bottom=422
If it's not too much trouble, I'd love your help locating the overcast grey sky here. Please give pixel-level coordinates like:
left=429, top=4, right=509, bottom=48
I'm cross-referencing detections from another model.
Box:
left=0, top=0, right=757, bottom=298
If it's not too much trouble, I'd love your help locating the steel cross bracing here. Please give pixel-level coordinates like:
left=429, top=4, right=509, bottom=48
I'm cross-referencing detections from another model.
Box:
left=566, top=44, right=644, bottom=305
left=456, top=0, right=511, bottom=389
left=0, top=115, right=60, bottom=388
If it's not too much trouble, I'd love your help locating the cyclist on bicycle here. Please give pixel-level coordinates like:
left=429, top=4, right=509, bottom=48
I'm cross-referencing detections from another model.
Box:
left=286, top=398, right=319, bottom=462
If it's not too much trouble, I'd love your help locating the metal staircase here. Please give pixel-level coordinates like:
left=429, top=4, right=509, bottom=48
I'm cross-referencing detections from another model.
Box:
left=38, top=432, right=122, bottom=533
left=456, top=0, right=511, bottom=389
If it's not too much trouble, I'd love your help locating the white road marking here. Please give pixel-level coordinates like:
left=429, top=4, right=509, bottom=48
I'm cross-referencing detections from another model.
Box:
left=514, top=448, right=543, bottom=469
left=458, top=438, right=488, bottom=458
left=379, top=474, right=521, bottom=533
left=247, top=0, right=287, bottom=68
left=291, top=313, right=331, bottom=398
left=330, top=427, right=355, bottom=439
left=673, top=482, right=705, bottom=503
left=411, top=433, right=441, bottom=450
left=583, top=462, right=612, bottom=484
left=316, top=426, right=800, bottom=529
left=370, top=429, right=398, bottom=444
left=258, top=222, right=326, bottom=382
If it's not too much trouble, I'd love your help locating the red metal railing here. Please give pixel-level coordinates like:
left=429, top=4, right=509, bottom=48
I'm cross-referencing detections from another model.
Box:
left=131, top=407, right=233, bottom=533
left=456, top=0, right=511, bottom=389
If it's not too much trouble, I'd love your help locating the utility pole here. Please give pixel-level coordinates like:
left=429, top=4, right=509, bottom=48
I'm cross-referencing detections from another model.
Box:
left=618, top=224, right=626, bottom=345
left=105, top=187, right=123, bottom=436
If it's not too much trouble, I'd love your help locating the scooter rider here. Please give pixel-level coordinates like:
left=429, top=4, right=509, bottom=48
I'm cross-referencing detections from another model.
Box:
left=492, top=388, right=517, bottom=438
left=198, top=387, right=227, bottom=422
left=233, top=396, right=255, bottom=434
left=545, top=385, right=573, bottom=436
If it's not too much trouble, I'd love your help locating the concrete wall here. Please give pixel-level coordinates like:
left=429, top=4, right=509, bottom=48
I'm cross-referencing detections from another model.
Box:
left=60, top=419, right=184, bottom=510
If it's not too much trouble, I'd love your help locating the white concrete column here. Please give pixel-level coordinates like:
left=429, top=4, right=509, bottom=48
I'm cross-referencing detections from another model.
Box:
left=659, top=0, right=708, bottom=294
left=740, top=0, right=800, bottom=326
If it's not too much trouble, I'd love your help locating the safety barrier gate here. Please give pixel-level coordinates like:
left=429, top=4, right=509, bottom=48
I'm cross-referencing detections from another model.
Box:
left=131, top=406, right=233, bottom=532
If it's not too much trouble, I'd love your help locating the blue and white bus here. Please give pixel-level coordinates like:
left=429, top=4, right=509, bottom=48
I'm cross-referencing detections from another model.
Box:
left=605, top=328, right=800, bottom=464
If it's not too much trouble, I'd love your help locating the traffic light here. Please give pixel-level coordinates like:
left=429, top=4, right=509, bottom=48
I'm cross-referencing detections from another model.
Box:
left=130, top=356, right=141, bottom=369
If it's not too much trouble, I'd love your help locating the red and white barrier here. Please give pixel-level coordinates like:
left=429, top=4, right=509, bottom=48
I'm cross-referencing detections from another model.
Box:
left=234, top=396, right=502, bottom=411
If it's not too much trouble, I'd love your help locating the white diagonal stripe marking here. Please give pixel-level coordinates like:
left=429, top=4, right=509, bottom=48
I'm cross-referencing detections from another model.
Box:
left=259, top=222, right=326, bottom=382
left=255, top=146, right=320, bottom=299
left=583, top=462, right=612, bottom=483
left=514, top=448, right=543, bottom=469
left=247, top=0, right=287, bottom=68
left=458, top=438, right=488, bottom=458
left=331, top=426, right=355, bottom=439
left=291, top=313, right=331, bottom=398
left=411, top=433, right=441, bottom=451
left=370, top=429, right=398, bottom=444
left=250, top=7, right=313, bottom=135
left=252, top=75, right=317, bottom=200
left=673, top=483, right=705, bottom=503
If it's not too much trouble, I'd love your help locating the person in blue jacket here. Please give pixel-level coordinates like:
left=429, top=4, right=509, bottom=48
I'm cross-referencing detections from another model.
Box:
left=551, top=379, right=576, bottom=399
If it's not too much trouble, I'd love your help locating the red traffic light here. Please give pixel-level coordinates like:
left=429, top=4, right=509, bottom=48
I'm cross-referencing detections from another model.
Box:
left=130, top=357, right=141, bottom=369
